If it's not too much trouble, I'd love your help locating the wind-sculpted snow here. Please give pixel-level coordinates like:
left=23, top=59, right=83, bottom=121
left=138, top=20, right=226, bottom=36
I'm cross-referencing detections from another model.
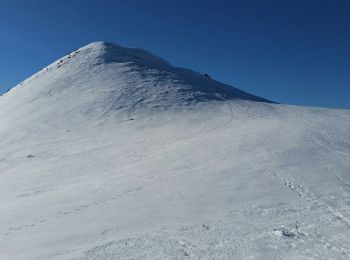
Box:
left=0, top=42, right=269, bottom=125
left=0, top=42, right=350, bottom=259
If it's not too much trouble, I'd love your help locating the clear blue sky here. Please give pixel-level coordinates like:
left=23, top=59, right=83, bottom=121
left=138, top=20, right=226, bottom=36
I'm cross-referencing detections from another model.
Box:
left=1, top=0, right=349, bottom=108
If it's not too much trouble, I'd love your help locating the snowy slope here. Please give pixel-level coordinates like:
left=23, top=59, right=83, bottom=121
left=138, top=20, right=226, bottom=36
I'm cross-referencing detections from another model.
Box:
left=1, top=42, right=350, bottom=259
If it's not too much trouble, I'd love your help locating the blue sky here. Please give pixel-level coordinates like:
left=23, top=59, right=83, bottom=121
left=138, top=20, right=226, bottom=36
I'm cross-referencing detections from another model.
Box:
left=1, top=0, right=349, bottom=108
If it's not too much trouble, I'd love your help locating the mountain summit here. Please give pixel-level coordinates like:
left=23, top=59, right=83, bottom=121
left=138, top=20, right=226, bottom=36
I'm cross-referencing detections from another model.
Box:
left=1, top=42, right=350, bottom=260
left=1, top=42, right=269, bottom=122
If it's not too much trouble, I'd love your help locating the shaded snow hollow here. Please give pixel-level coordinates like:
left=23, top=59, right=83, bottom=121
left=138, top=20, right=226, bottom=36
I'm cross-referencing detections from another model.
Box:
left=1, top=42, right=350, bottom=260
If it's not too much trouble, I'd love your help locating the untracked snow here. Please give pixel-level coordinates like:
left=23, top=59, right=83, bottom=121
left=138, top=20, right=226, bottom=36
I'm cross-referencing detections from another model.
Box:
left=1, top=42, right=350, bottom=259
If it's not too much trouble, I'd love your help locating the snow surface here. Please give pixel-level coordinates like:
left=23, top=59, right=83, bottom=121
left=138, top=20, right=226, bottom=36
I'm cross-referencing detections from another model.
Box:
left=1, top=42, right=350, bottom=259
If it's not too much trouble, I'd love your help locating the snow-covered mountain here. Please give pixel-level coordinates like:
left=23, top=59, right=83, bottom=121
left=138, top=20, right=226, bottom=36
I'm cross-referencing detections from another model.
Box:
left=1, top=42, right=350, bottom=259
